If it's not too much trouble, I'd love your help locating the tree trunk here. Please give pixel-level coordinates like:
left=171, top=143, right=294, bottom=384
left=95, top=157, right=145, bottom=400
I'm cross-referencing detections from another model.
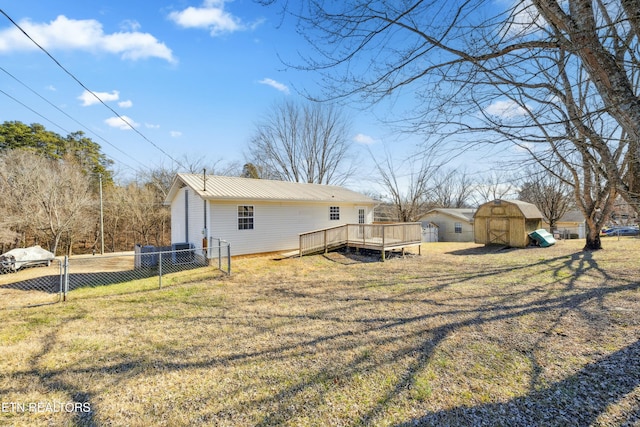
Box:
left=583, top=222, right=602, bottom=251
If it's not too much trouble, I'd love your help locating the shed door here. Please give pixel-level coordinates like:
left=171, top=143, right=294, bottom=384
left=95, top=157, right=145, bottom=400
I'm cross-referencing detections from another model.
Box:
left=488, top=218, right=510, bottom=245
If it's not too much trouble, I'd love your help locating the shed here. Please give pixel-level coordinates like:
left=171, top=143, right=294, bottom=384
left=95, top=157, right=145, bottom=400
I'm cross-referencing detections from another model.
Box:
left=164, top=174, right=377, bottom=256
left=419, top=208, right=476, bottom=242
left=473, top=199, right=543, bottom=248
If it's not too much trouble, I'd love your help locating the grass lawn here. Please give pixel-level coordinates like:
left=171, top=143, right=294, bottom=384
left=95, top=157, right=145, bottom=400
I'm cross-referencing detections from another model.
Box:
left=1, top=239, right=639, bottom=426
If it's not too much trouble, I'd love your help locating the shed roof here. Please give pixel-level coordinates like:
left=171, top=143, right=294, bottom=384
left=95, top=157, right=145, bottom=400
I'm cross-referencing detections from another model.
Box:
left=475, top=199, right=543, bottom=219
left=165, top=173, right=376, bottom=205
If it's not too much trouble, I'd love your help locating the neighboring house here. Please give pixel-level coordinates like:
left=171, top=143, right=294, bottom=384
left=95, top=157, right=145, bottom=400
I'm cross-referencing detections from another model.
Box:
left=164, top=174, right=376, bottom=256
left=546, top=210, right=586, bottom=239
left=474, top=199, right=543, bottom=248
left=419, top=208, right=476, bottom=242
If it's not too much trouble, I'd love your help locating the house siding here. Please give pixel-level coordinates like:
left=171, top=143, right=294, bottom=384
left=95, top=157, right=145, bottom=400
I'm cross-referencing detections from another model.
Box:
left=209, top=201, right=373, bottom=256
left=170, top=187, right=206, bottom=245
left=420, top=212, right=474, bottom=242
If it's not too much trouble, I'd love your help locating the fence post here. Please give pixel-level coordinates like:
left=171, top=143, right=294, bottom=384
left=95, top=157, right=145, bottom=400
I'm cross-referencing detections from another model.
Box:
left=158, top=252, right=163, bottom=289
left=227, top=242, right=231, bottom=275
left=63, top=255, right=69, bottom=301
left=218, top=238, right=222, bottom=271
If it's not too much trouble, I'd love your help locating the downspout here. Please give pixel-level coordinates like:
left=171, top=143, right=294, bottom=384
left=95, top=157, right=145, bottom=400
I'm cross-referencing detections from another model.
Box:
left=185, top=189, right=189, bottom=242
left=203, top=169, right=209, bottom=255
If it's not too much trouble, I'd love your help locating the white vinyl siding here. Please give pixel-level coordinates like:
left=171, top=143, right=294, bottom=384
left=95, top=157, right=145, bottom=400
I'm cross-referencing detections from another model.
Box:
left=419, top=211, right=474, bottom=242
left=209, top=202, right=371, bottom=256
left=170, top=187, right=206, bottom=245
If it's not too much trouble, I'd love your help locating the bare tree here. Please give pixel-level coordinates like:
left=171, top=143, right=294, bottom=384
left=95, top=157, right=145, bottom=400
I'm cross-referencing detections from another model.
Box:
left=372, top=151, right=439, bottom=222
left=518, top=169, right=574, bottom=231
left=430, top=168, right=475, bottom=208
left=247, top=100, right=355, bottom=185
left=531, top=0, right=640, bottom=208
left=470, top=171, right=519, bottom=207
left=260, top=0, right=640, bottom=247
left=0, top=150, right=95, bottom=255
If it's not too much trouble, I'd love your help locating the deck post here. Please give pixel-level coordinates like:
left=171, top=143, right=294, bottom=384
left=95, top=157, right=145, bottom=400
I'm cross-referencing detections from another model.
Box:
left=381, top=225, right=386, bottom=262
left=324, top=229, right=328, bottom=253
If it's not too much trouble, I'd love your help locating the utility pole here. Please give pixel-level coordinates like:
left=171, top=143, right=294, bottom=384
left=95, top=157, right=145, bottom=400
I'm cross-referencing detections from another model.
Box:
left=99, top=173, right=104, bottom=255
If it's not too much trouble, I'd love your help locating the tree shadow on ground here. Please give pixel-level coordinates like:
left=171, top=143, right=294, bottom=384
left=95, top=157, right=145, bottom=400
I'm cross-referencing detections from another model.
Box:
left=446, top=245, right=528, bottom=256
left=5, top=243, right=638, bottom=425
left=395, top=339, right=640, bottom=426
left=321, top=248, right=419, bottom=265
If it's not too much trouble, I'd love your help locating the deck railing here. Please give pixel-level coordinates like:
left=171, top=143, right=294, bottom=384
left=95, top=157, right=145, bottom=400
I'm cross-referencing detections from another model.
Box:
left=299, top=223, right=422, bottom=260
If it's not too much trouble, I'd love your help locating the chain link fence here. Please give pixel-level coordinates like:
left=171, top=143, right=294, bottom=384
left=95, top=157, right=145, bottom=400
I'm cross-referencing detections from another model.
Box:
left=1, top=240, right=230, bottom=309
left=0, top=259, right=63, bottom=309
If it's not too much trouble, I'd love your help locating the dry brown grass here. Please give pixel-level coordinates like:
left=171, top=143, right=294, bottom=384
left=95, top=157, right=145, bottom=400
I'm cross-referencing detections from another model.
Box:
left=1, top=239, right=639, bottom=426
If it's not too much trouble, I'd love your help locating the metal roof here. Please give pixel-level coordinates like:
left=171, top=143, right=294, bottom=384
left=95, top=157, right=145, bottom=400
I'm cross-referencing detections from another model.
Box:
left=422, top=208, right=477, bottom=223
left=557, top=210, right=586, bottom=223
left=165, top=173, right=376, bottom=204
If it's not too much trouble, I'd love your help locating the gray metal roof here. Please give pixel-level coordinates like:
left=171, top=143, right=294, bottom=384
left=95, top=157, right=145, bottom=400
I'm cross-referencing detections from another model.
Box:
left=557, top=210, right=585, bottom=223
left=165, top=173, right=376, bottom=204
left=423, top=208, right=477, bottom=223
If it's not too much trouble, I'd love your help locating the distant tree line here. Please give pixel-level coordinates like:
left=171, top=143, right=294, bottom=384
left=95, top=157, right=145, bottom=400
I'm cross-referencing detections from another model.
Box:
left=0, top=121, right=209, bottom=255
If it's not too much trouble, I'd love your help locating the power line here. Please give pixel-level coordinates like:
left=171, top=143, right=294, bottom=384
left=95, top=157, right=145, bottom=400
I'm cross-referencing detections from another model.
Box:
left=0, top=66, right=144, bottom=172
left=0, top=88, right=73, bottom=135
left=0, top=8, right=187, bottom=171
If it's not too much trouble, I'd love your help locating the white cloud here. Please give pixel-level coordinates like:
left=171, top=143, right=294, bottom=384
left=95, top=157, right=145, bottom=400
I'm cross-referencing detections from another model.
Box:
left=169, top=0, right=260, bottom=36
left=46, top=85, right=56, bottom=91
left=484, top=100, right=528, bottom=119
left=0, top=15, right=175, bottom=63
left=118, top=100, right=133, bottom=108
left=353, top=133, right=375, bottom=145
left=170, top=131, right=182, bottom=138
left=78, top=90, right=120, bottom=106
left=258, top=78, right=289, bottom=94
left=105, top=115, right=139, bottom=130
left=120, top=19, right=141, bottom=32
left=145, top=123, right=160, bottom=129
left=498, top=0, right=547, bottom=38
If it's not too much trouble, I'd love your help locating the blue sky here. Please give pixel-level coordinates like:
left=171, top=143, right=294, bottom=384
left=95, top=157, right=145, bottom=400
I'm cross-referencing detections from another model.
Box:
left=0, top=0, right=397, bottom=181
left=0, top=0, right=525, bottom=193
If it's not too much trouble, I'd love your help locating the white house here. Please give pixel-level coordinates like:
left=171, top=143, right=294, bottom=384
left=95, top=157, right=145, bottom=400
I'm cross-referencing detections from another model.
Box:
left=164, top=174, right=377, bottom=256
left=419, top=208, right=476, bottom=242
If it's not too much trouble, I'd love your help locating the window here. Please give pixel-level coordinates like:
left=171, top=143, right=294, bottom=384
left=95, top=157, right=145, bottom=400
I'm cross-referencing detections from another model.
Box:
left=329, top=206, right=340, bottom=221
left=238, top=205, right=254, bottom=230
left=454, top=222, right=462, bottom=233
left=358, top=208, right=365, bottom=224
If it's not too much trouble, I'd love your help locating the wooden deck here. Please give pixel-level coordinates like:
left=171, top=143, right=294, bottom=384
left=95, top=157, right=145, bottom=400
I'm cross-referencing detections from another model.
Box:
left=299, top=223, right=422, bottom=261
